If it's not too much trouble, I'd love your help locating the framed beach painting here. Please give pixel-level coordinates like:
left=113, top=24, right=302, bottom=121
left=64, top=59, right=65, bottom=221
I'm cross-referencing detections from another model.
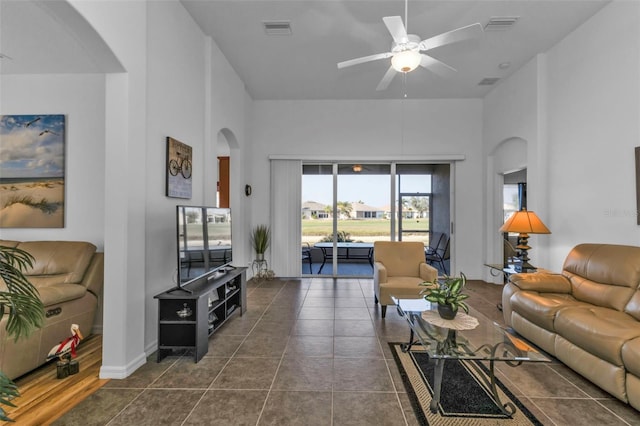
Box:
left=0, top=114, right=65, bottom=228
left=166, top=136, right=192, bottom=199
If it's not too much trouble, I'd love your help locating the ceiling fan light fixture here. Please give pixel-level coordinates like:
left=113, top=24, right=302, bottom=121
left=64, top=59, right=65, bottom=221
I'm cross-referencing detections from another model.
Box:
left=391, top=50, right=421, bottom=73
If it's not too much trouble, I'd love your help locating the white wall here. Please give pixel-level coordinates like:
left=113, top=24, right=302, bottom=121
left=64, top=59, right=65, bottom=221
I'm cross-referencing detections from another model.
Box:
left=250, top=98, right=485, bottom=277
left=0, top=74, right=106, bottom=248
left=483, top=0, right=640, bottom=272
left=544, top=1, right=640, bottom=266
left=143, top=1, right=208, bottom=354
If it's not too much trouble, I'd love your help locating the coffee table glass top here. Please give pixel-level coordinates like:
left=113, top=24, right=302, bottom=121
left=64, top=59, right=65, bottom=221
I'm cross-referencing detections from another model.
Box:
left=392, top=297, right=549, bottom=363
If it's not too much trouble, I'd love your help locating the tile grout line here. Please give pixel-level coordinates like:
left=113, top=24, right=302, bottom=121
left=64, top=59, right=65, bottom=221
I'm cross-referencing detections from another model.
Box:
left=253, top=278, right=301, bottom=426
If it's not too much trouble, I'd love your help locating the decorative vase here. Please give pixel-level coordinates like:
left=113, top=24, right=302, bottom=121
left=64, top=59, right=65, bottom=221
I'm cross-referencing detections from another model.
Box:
left=437, top=304, right=457, bottom=320
left=256, top=253, right=264, bottom=261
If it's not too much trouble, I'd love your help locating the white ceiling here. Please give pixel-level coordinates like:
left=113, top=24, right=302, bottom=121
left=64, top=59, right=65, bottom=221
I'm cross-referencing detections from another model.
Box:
left=180, top=0, right=610, bottom=100
left=1, top=0, right=610, bottom=100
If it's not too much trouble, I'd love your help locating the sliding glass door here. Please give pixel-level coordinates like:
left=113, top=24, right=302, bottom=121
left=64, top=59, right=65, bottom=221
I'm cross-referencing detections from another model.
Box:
left=302, top=162, right=449, bottom=276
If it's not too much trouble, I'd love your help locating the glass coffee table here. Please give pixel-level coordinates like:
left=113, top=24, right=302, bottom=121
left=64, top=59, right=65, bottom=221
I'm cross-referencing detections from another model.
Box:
left=391, top=297, right=550, bottom=417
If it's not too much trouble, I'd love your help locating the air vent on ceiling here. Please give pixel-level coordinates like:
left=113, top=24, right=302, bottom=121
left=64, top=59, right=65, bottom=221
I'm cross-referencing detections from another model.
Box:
left=478, top=77, right=501, bottom=86
left=263, top=20, right=292, bottom=36
left=484, top=16, right=519, bottom=31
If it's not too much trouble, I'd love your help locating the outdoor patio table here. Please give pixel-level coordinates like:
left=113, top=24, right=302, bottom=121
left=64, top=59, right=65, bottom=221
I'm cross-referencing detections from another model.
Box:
left=313, top=242, right=374, bottom=273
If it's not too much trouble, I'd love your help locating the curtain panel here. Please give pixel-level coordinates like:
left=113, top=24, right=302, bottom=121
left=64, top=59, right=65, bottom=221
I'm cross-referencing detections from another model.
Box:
left=270, top=159, right=302, bottom=277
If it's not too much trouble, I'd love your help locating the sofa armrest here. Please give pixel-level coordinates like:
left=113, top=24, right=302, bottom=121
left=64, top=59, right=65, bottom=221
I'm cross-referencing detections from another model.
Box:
left=82, top=252, right=104, bottom=298
left=374, top=262, right=387, bottom=284
left=510, top=272, right=571, bottom=293
left=419, top=262, right=438, bottom=282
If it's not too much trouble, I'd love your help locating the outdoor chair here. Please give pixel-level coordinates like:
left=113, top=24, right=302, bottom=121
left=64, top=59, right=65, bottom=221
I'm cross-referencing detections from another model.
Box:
left=302, top=242, right=312, bottom=273
left=426, top=234, right=450, bottom=275
left=373, top=241, right=438, bottom=318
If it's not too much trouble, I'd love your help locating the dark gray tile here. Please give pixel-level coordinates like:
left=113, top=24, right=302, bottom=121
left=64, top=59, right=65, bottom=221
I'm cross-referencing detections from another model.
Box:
left=532, top=397, right=631, bottom=425
left=291, top=319, right=335, bottom=336
left=335, top=307, right=370, bottom=320
left=211, top=357, right=280, bottom=389
left=333, top=358, right=394, bottom=391
left=333, top=391, right=405, bottom=426
left=184, top=390, right=267, bottom=425
left=107, top=389, right=204, bottom=426
left=334, top=336, right=383, bottom=358
left=302, top=297, right=335, bottom=307
left=150, top=356, right=227, bottom=388
left=103, top=356, right=176, bottom=389
left=52, top=388, right=142, bottom=426
left=284, top=335, right=333, bottom=358
left=335, top=297, right=367, bottom=308
left=235, top=334, right=288, bottom=357
left=206, top=334, right=245, bottom=357
left=297, top=306, right=335, bottom=319
left=495, top=363, right=589, bottom=398
left=258, top=391, right=332, bottom=425
left=271, top=357, right=333, bottom=391
left=334, top=319, right=376, bottom=336
left=599, top=399, right=640, bottom=425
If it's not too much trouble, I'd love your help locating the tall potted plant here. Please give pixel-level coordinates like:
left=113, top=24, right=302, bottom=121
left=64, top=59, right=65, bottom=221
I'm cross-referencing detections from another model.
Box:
left=0, top=245, right=45, bottom=422
left=250, top=225, right=271, bottom=261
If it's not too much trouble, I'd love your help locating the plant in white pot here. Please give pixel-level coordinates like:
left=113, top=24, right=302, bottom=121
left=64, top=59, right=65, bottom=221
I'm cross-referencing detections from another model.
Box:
left=0, top=245, right=45, bottom=421
left=420, top=272, right=470, bottom=320
left=250, top=225, right=271, bottom=261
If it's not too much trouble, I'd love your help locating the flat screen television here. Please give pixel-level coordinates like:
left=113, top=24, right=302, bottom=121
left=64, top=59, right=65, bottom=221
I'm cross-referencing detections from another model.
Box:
left=176, top=205, right=233, bottom=289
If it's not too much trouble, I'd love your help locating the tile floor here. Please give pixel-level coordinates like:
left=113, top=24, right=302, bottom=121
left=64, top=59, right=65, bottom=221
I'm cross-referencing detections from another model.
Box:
left=55, top=278, right=640, bottom=425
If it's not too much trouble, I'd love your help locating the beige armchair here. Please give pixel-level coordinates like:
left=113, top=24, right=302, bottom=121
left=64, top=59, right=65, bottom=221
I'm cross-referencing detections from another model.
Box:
left=373, top=241, right=438, bottom=318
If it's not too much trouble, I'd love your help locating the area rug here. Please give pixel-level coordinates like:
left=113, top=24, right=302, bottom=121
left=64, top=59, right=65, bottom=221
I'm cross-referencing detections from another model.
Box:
left=389, top=342, right=543, bottom=425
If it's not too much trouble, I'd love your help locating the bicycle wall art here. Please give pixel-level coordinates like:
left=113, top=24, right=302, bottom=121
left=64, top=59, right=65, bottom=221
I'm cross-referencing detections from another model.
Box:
left=0, top=114, right=66, bottom=228
left=166, top=136, right=193, bottom=199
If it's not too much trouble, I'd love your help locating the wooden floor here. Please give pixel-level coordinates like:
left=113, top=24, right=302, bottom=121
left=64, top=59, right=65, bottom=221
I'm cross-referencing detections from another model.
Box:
left=2, top=334, right=107, bottom=425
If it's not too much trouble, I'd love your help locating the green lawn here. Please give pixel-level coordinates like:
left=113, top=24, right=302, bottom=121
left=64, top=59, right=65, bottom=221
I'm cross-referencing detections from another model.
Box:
left=302, top=218, right=429, bottom=237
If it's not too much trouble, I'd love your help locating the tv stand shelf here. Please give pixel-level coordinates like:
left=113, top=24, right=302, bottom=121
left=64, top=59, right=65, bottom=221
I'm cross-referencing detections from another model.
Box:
left=154, top=267, right=246, bottom=363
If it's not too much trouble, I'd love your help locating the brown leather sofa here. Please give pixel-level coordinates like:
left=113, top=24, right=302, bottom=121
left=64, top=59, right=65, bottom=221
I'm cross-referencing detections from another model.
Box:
left=502, top=243, right=640, bottom=410
left=0, top=240, right=104, bottom=380
left=373, top=241, right=438, bottom=318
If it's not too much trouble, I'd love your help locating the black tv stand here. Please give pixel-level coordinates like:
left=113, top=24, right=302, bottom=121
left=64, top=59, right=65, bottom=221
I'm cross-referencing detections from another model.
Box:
left=155, top=267, right=246, bottom=362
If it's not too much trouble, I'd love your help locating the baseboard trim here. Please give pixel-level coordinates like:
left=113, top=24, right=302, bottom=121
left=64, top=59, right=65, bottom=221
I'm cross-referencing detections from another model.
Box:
left=99, top=352, right=147, bottom=379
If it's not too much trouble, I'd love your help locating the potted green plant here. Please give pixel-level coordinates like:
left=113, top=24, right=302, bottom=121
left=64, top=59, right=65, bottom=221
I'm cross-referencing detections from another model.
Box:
left=0, top=245, right=45, bottom=421
left=420, top=272, right=470, bottom=320
left=250, top=224, right=271, bottom=261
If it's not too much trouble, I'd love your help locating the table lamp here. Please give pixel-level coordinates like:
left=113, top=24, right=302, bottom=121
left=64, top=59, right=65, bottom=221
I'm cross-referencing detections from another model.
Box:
left=499, top=208, right=551, bottom=271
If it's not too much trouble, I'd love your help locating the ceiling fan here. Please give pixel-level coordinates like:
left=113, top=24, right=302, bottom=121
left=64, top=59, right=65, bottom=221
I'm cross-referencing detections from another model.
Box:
left=337, top=3, right=483, bottom=91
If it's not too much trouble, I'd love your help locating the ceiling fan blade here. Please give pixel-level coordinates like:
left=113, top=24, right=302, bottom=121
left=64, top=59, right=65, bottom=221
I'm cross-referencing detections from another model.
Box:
left=419, top=23, right=483, bottom=52
left=337, top=52, right=392, bottom=69
left=420, top=54, right=457, bottom=78
left=376, top=66, right=397, bottom=91
left=383, top=16, right=408, bottom=44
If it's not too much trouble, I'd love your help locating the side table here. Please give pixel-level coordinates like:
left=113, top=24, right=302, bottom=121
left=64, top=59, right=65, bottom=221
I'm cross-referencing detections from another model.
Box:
left=484, top=263, right=534, bottom=311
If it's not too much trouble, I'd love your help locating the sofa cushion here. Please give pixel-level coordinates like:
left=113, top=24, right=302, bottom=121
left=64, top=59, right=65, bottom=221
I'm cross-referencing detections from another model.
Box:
left=509, top=291, right=589, bottom=331
left=563, top=244, right=640, bottom=311
left=555, top=306, right=640, bottom=365
left=15, top=241, right=96, bottom=285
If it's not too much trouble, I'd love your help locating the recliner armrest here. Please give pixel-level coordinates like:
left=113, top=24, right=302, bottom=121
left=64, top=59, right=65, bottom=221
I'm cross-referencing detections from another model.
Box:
left=419, top=262, right=438, bottom=282
left=374, top=262, right=387, bottom=284
left=510, top=272, right=571, bottom=293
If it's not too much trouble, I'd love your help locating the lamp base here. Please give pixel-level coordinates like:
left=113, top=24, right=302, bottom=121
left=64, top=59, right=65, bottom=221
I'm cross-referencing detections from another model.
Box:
left=514, top=262, right=537, bottom=273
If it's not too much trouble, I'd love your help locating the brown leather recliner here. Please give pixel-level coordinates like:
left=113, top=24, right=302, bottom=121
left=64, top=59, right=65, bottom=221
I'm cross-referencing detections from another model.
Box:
left=502, top=243, right=640, bottom=411
left=373, top=241, right=438, bottom=318
left=0, top=240, right=104, bottom=380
